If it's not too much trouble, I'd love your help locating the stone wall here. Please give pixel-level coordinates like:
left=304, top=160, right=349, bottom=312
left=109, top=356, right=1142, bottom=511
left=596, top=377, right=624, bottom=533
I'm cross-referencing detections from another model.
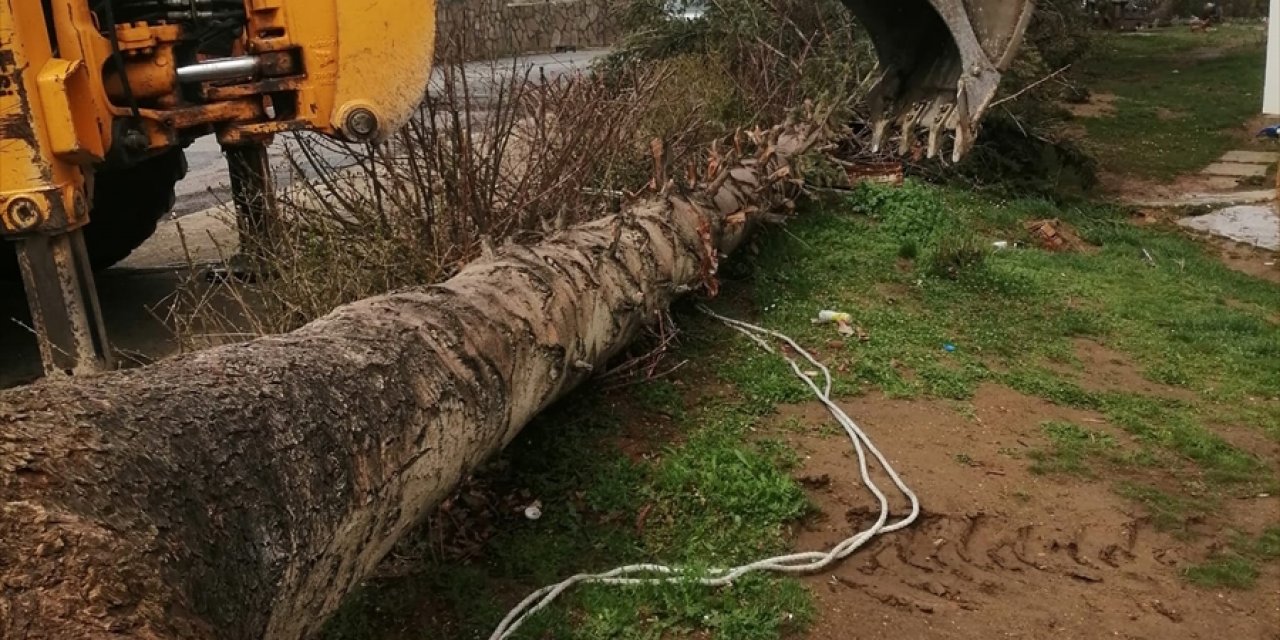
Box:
left=436, top=0, right=622, bottom=60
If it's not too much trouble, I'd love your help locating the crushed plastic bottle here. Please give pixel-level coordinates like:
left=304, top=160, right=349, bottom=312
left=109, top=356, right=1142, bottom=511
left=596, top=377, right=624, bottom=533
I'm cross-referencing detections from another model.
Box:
left=812, top=310, right=853, bottom=325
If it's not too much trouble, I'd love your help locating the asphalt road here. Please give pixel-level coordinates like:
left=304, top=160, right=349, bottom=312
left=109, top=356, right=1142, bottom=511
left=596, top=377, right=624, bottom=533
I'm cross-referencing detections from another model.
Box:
left=1, top=49, right=608, bottom=388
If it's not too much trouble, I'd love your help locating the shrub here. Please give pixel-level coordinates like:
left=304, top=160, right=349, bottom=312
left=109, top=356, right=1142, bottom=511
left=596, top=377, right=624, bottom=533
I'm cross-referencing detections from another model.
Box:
left=168, top=1, right=874, bottom=342
left=850, top=180, right=953, bottom=244
left=924, top=232, right=988, bottom=280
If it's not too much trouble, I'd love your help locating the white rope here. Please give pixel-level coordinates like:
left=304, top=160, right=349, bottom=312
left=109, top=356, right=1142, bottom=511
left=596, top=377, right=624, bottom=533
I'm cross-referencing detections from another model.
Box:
left=489, top=306, right=921, bottom=639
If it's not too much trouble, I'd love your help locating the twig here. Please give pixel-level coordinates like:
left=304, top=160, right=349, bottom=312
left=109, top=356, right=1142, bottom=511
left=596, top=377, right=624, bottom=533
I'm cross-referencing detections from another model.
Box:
left=990, top=64, right=1072, bottom=108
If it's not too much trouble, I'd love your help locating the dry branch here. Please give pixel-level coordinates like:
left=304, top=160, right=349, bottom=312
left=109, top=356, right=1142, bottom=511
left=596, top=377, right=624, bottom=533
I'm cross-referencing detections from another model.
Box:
left=0, top=110, right=836, bottom=639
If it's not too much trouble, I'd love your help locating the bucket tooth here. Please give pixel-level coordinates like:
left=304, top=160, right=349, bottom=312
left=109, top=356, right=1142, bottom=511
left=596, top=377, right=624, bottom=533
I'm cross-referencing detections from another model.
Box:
left=924, top=102, right=953, bottom=159
left=841, top=0, right=1034, bottom=159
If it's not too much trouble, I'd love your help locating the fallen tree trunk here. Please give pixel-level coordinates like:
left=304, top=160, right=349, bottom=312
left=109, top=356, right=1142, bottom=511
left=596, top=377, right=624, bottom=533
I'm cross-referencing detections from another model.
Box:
left=0, top=114, right=833, bottom=639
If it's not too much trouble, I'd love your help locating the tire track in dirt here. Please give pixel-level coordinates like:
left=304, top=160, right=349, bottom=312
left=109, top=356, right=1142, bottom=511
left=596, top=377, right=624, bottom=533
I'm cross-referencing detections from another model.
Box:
left=774, top=385, right=1280, bottom=640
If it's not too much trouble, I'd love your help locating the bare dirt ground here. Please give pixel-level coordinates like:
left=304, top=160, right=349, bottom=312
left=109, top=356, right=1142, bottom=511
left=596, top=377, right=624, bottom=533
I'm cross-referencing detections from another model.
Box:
left=776, top=383, right=1280, bottom=640
left=1066, top=92, right=1118, bottom=119
left=1213, top=237, right=1280, bottom=284
left=1130, top=206, right=1278, bottom=282
left=1101, top=172, right=1241, bottom=201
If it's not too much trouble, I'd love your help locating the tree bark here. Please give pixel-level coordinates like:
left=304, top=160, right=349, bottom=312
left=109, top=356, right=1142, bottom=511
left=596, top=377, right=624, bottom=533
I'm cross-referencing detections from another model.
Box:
left=0, top=115, right=833, bottom=639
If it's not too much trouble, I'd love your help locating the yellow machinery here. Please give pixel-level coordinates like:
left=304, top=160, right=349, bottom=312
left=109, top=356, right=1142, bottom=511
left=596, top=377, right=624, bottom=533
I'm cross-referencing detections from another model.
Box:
left=1, top=0, right=436, bottom=375
left=2, top=0, right=1029, bottom=378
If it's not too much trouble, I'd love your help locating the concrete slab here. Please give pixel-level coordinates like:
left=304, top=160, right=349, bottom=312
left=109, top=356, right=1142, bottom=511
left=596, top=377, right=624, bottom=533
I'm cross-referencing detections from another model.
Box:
left=1125, top=189, right=1277, bottom=208
left=1179, top=204, right=1280, bottom=250
left=1220, top=150, right=1280, bottom=164
left=1202, top=176, right=1243, bottom=190
left=1202, top=162, right=1270, bottom=178
left=119, top=205, right=238, bottom=269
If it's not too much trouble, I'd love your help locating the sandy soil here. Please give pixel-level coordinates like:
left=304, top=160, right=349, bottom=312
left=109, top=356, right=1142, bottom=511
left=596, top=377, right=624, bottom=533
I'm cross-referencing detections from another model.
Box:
left=1101, top=172, right=1250, bottom=203
left=1212, top=237, right=1280, bottom=284
left=770, top=381, right=1279, bottom=640
left=1066, top=93, right=1118, bottom=119
left=1043, top=338, right=1198, bottom=402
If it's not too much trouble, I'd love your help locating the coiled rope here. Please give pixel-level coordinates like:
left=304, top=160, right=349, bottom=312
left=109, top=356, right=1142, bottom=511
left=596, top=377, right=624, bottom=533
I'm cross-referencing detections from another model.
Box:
left=490, top=306, right=921, bottom=639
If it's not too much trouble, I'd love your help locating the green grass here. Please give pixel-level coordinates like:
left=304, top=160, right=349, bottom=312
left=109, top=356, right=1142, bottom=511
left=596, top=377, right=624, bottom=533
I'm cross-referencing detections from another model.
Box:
left=1184, top=526, right=1280, bottom=589
left=1115, top=481, right=1215, bottom=534
left=1029, top=421, right=1120, bottom=476
left=1074, top=24, right=1269, bottom=180
left=1183, top=555, right=1260, bottom=589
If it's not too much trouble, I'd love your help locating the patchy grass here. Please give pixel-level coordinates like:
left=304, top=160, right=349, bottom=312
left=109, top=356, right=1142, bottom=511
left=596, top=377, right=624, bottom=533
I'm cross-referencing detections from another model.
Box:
left=1183, top=555, right=1261, bottom=589
left=708, top=179, right=1277, bottom=564
left=1074, top=24, right=1269, bottom=180
left=1251, top=527, right=1280, bottom=559
left=1115, top=481, right=1216, bottom=535
left=1029, top=421, right=1120, bottom=476
left=1184, top=526, right=1280, bottom=589
left=634, top=378, right=686, bottom=419
left=720, top=181, right=1278, bottom=456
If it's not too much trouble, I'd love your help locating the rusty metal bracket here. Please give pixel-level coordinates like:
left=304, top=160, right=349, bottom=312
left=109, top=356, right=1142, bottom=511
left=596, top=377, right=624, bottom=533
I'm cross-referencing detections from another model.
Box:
left=200, top=141, right=280, bottom=283
left=227, top=142, right=279, bottom=255
left=13, top=229, right=113, bottom=376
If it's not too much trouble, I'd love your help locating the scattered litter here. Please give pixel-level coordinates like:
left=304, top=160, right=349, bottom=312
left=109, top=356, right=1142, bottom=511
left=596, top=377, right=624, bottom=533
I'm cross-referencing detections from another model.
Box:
left=1151, top=599, right=1182, bottom=623
left=992, top=241, right=1011, bottom=250
left=1142, top=248, right=1157, bottom=266
left=812, top=310, right=871, bottom=341
left=1024, top=218, right=1093, bottom=253
left=943, top=343, right=957, bottom=353
left=635, top=504, right=653, bottom=534
left=522, top=500, right=543, bottom=521
left=1070, top=570, right=1103, bottom=584
left=814, top=310, right=852, bottom=325
left=813, top=309, right=856, bottom=338
left=1256, top=124, right=1280, bottom=140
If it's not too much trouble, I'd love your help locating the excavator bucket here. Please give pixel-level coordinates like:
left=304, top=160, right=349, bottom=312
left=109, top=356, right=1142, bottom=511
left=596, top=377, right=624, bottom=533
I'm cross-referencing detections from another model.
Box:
left=842, top=0, right=1036, bottom=161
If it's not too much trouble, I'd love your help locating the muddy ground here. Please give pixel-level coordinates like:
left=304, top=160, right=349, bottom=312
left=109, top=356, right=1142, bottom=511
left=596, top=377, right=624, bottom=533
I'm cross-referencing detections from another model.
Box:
left=783, top=381, right=1279, bottom=640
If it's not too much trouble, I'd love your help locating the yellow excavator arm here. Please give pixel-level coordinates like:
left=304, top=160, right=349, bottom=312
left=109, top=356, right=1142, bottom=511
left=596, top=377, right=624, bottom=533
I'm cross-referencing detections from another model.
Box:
left=0, top=0, right=436, bottom=375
